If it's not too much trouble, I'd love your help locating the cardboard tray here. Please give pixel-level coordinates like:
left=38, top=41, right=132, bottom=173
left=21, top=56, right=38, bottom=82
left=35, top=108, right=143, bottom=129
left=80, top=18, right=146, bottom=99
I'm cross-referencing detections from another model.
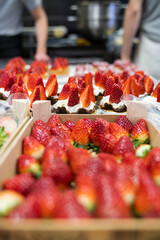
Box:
left=0, top=113, right=160, bottom=240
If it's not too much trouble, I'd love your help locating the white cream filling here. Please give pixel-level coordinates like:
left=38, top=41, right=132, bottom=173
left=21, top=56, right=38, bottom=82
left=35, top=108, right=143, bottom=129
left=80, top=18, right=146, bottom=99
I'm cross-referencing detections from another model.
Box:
left=0, top=89, right=10, bottom=97
left=53, top=99, right=95, bottom=113
left=93, top=85, right=105, bottom=96
left=53, top=99, right=68, bottom=109
left=112, top=101, right=125, bottom=109
left=100, top=95, right=125, bottom=108
left=100, top=96, right=110, bottom=107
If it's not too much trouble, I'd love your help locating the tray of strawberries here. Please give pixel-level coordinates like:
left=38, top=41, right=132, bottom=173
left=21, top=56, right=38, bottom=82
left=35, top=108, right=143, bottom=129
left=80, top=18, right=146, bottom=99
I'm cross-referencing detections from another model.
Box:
left=0, top=109, right=160, bottom=240
left=0, top=57, right=159, bottom=116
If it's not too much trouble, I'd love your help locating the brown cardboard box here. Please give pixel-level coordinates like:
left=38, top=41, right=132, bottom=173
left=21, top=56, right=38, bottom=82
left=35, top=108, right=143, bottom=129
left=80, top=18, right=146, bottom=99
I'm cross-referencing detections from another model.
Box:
left=0, top=112, right=160, bottom=240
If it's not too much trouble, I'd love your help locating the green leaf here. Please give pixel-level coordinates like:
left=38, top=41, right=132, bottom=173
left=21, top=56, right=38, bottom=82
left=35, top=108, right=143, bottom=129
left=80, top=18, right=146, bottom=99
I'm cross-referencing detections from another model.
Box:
left=0, top=127, right=8, bottom=148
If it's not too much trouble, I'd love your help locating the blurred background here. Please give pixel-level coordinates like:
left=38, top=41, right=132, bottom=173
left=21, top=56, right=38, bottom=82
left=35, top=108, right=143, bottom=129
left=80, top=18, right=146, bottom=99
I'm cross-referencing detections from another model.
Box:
left=22, top=0, right=129, bottom=63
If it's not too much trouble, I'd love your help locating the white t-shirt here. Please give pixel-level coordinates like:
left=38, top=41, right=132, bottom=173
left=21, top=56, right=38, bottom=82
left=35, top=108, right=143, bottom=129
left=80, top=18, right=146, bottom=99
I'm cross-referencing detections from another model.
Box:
left=0, top=0, right=42, bottom=36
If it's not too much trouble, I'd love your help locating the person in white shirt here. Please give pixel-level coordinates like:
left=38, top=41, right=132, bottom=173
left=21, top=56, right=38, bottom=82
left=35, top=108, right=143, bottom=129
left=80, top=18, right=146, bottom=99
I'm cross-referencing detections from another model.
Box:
left=121, top=0, right=160, bottom=81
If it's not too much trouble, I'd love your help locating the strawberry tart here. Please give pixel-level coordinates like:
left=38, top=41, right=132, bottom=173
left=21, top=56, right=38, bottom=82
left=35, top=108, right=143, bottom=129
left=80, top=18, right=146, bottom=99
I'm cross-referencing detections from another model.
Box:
left=100, top=83, right=126, bottom=112
left=53, top=82, right=96, bottom=114
left=51, top=57, right=69, bottom=75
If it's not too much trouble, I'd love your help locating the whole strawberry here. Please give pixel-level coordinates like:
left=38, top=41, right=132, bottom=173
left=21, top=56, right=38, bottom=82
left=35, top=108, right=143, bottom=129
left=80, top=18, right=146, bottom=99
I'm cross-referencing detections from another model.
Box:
left=33, top=120, right=51, bottom=134
left=115, top=164, right=136, bottom=205
left=31, top=125, right=50, bottom=146
left=46, top=135, right=72, bottom=152
left=134, top=172, right=160, bottom=217
left=47, top=114, right=61, bottom=127
left=113, top=136, right=135, bottom=160
left=8, top=195, right=40, bottom=219
left=83, top=118, right=92, bottom=132
left=54, top=190, right=91, bottom=219
left=42, top=148, right=72, bottom=186
left=64, top=120, right=75, bottom=132
left=145, top=147, right=160, bottom=186
left=3, top=173, right=35, bottom=196
left=67, top=147, right=91, bottom=175
left=90, top=118, right=110, bottom=146
left=31, top=177, right=60, bottom=218
left=50, top=126, right=71, bottom=141
left=131, top=119, right=149, bottom=148
left=95, top=174, right=130, bottom=218
left=116, top=115, right=134, bottom=132
left=23, top=136, right=45, bottom=160
left=0, top=190, right=24, bottom=217
left=98, top=153, right=118, bottom=177
left=123, top=153, right=147, bottom=187
left=71, top=119, right=90, bottom=145
left=76, top=175, right=97, bottom=212
left=100, top=133, right=117, bottom=153
left=109, top=122, right=128, bottom=140
left=17, top=154, right=41, bottom=178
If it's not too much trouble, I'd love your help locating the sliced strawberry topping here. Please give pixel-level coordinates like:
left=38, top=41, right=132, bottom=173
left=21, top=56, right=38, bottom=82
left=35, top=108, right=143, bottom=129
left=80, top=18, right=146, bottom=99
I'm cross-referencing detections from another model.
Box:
left=109, top=84, right=123, bottom=104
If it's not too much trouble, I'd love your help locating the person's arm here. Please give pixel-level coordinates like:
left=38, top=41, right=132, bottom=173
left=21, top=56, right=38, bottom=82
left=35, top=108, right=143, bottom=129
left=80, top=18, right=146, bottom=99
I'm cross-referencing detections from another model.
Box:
left=30, top=6, right=51, bottom=63
left=121, top=0, right=143, bottom=61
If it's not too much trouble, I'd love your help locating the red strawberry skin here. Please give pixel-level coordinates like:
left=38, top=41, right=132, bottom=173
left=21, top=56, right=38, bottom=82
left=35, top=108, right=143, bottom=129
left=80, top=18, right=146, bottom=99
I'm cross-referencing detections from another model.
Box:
left=64, top=120, right=75, bottom=132
left=50, top=126, right=71, bottom=141
left=105, top=76, right=114, bottom=96
left=90, top=118, right=110, bottom=146
left=30, top=177, right=60, bottom=218
left=100, top=133, right=117, bottom=154
left=131, top=119, right=149, bottom=146
left=95, top=174, right=130, bottom=218
left=144, top=76, right=154, bottom=95
left=58, top=83, right=70, bottom=100
left=34, top=120, right=51, bottom=134
left=109, top=84, right=123, bottom=104
left=98, top=153, right=117, bottom=177
left=8, top=195, right=40, bottom=219
left=3, top=173, right=35, bottom=196
left=134, top=172, right=160, bottom=217
left=17, top=154, right=41, bottom=177
left=157, top=87, right=160, bottom=102
left=123, top=153, right=147, bottom=187
left=67, top=147, right=91, bottom=175
left=47, top=114, right=61, bottom=127
left=76, top=175, right=97, bottom=212
left=145, top=147, right=160, bottom=186
left=23, top=136, right=45, bottom=160
left=42, top=148, right=72, bottom=186
left=109, top=122, right=128, bottom=140
left=113, top=136, right=135, bottom=157
left=71, top=119, right=90, bottom=145
left=116, top=115, right=134, bottom=133
left=54, top=190, right=91, bottom=219
left=68, top=87, right=79, bottom=107
left=31, top=125, right=51, bottom=146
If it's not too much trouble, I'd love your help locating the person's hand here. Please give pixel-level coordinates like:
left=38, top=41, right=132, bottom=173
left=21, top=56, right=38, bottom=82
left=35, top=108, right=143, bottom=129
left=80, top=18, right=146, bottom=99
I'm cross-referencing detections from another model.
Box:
left=35, top=52, right=51, bottom=64
left=120, top=54, right=131, bottom=63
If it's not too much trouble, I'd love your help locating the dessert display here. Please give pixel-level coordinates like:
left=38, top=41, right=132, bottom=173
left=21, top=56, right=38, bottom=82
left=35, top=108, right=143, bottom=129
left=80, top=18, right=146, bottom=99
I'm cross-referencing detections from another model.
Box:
left=51, top=57, right=69, bottom=75
left=99, top=70, right=154, bottom=112
left=53, top=76, right=95, bottom=114
left=1, top=114, right=160, bottom=219
left=0, top=57, right=158, bottom=115
left=75, top=64, right=94, bottom=78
